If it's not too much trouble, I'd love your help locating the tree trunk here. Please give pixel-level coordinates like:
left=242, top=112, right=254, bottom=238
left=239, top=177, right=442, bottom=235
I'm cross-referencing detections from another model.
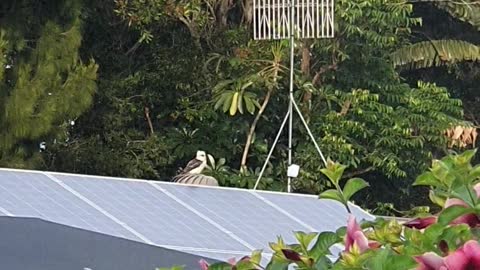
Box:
left=178, top=16, right=203, bottom=51
left=241, top=0, right=253, bottom=25
left=240, top=88, right=273, bottom=171
left=216, top=0, right=233, bottom=28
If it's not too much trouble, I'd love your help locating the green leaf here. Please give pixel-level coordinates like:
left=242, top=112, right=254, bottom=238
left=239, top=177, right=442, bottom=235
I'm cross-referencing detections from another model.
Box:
left=470, top=165, right=480, bottom=180
left=429, top=190, right=446, bottom=207
left=320, top=161, right=347, bottom=186
left=294, top=231, right=318, bottom=252
left=237, top=92, right=244, bottom=114
left=414, top=172, right=440, bottom=187
left=310, top=231, right=338, bottom=259
left=319, top=189, right=344, bottom=204
left=451, top=185, right=477, bottom=207
left=457, top=149, right=477, bottom=165
left=222, top=92, right=233, bottom=112
left=250, top=249, right=262, bottom=265
left=206, top=262, right=232, bottom=270
left=214, top=93, right=228, bottom=111
left=342, top=177, right=369, bottom=201
left=212, top=80, right=234, bottom=93
left=244, top=96, right=255, bottom=114
left=314, top=256, right=332, bottom=269
left=266, top=261, right=289, bottom=270
left=424, top=223, right=444, bottom=242
left=218, top=158, right=226, bottom=167
left=388, top=255, right=417, bottom=270
left=437, top=205, right=475, bottom=226
left=367, top=248, right=390, bottom=270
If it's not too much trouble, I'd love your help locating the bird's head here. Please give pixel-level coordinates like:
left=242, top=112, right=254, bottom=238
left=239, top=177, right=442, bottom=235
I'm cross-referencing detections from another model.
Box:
left=196, top=150, right=207, bottom=161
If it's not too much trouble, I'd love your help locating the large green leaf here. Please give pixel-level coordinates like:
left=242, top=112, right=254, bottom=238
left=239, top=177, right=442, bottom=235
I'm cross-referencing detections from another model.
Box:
left=392, top=40, right=480, bottom=69
left=414, top=172, right=441, bottom=187
left=367, top=248, right=390, bottom=270
left=294, top=231, right=318, bottom=252
left=342, top=177, right=369, bottom=201
left=387, top=255, right=417, bottom=270
left=319, top=189, right=344, bottom=204
left=309, top=231, right=339, bottom=259
left=469, top=165, right=480, bottom=180
left=437, top=205, right=475, bottom=226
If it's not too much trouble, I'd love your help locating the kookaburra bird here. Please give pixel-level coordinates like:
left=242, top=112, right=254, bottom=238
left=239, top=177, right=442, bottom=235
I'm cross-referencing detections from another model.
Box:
left=179, top=150, right=207, bottom=175
left=173, top=150, right=218, bottom=186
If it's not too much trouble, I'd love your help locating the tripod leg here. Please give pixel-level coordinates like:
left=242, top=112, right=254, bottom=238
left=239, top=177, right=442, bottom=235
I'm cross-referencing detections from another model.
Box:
left=253, top=109, right=291, bottom=190
left=291, top=98, right=328, bottom=166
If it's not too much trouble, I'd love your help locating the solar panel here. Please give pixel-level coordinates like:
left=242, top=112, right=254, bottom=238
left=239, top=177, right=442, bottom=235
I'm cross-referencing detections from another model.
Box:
left=55, top=174, right=250, bottom=252
left=158, top=183, right=308, bottom=250
left=0, top=170, right=139, bottom=241
left=0, top=168, right=374, bottom=265
left=256, top=192, right=373, bottom=233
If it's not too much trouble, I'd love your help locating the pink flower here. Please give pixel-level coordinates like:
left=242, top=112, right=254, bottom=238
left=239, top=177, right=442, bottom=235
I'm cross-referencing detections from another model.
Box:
left=444, top=240, right=480, bottom=270
left=199, top=259, right=209, bottom=270
left=345, top=215, right=379, bottom=253
left=404, top=216, right=438, bottom=229
left=415, top=252, right=447, bottom=270
left=415, top=241, right=480, bottom=270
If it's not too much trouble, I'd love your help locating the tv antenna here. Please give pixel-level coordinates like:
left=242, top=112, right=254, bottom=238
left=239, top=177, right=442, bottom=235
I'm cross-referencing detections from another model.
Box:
left=252, top=0, right=334, bottom=192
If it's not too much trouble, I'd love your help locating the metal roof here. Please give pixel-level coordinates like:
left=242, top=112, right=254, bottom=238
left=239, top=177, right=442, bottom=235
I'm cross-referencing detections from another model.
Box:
left=0, top=216, right=219, bottom=270
left=0, top=168, right=374, bottom=267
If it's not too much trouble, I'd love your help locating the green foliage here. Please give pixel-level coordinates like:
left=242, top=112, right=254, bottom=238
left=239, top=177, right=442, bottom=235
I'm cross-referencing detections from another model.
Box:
left=414, top=149, right=480, bottom=209
left=434, top=0, right=480, bottom=30
left=0, top=0, right=98, bottom=167
left=319, top=160, right=369, bottom=211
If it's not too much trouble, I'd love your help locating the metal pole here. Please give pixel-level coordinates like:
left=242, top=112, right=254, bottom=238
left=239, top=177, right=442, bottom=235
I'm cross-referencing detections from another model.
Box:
left=287, top=0, right=295, bottom=193
left=292, top=98, right=328, bottom=166
left=253, top=109, right=291, bottom=190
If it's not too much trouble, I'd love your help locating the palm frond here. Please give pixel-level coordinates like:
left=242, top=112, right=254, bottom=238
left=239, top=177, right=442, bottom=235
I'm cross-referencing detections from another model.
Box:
left=434, top=0, right=480, bottom=30
left=391, top=40, right=480, bottom=69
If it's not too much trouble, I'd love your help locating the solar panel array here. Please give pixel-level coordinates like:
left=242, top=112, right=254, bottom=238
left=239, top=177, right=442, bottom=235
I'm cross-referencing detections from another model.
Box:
left=0, top=168, right=373, bottom=264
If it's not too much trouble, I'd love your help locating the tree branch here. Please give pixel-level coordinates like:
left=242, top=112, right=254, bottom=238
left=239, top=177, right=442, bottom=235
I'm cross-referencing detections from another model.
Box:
left=240, top=88, right=273, bottom=170
left=312, top=63, right=337, bottom=86
left=144, top=107, right=155, bottom=136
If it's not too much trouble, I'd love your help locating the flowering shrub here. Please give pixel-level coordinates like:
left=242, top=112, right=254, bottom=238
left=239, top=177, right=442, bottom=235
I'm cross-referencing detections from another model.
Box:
left=164, top=150, right=480, bottom=270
